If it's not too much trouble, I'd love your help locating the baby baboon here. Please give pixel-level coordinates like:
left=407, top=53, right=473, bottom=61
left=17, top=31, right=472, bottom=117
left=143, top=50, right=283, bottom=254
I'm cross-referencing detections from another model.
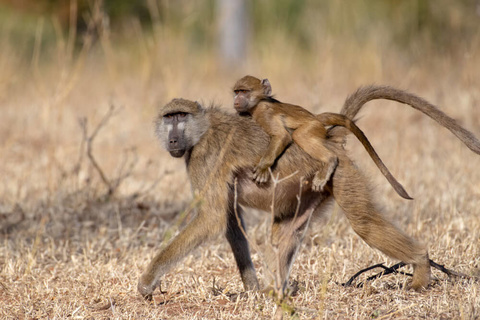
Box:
left=232, top=75, right=412, bottom=199
left=232, top=75, right=337, bottom=190
left=138, top=94, right=475, bottom=300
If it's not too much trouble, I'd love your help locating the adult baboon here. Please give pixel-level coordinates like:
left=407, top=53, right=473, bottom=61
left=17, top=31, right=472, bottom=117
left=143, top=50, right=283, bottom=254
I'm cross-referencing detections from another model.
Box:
left=138, top=96, right=454, bottom=300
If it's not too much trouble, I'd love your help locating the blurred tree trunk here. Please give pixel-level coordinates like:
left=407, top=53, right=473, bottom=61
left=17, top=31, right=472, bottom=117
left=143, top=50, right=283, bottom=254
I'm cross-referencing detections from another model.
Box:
left=217, top=0, right=247, bottom=69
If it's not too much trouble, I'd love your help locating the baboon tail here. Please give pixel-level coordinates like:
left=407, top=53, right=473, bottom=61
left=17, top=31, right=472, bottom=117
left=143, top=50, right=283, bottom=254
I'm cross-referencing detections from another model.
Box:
left=321, top=112, right=412, bottom=200
left=341, top=85, right=480, bottom=155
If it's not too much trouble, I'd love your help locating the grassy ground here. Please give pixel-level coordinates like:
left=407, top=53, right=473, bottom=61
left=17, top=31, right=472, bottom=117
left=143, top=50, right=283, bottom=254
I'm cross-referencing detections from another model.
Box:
left=1, top=10, right=480, bottom=319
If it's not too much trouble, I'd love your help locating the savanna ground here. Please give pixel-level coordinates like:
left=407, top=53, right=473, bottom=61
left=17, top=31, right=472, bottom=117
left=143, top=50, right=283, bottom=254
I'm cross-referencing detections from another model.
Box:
left=1, top=1, right=480, bottom=319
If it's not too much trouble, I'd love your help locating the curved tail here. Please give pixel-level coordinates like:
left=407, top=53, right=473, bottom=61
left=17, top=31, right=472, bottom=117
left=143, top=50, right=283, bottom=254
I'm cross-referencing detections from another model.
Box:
left=341, top=85, right=480, bottom=155
left=319, top=112, right=413, bottom=200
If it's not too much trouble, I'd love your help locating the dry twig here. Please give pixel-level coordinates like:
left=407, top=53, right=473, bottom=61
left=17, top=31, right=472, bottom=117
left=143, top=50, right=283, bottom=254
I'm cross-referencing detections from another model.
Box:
left=77, top=104, right=137, bottom=198
left=343, top=259, right=479, bottom=288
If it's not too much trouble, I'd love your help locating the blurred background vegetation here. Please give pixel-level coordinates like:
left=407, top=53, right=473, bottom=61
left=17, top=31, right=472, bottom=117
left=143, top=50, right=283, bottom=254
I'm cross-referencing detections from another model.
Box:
left=1, top=0, right=479, bottom=71
left=1, top=0, right=479, bottom=130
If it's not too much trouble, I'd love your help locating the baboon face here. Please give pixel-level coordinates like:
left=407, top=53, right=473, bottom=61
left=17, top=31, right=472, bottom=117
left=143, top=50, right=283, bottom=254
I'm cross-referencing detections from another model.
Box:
left=233, top=75, right=272, bottom=113
left=161, top=112, right=189, bottom=157
left=155, top=99, right=209, bottom=158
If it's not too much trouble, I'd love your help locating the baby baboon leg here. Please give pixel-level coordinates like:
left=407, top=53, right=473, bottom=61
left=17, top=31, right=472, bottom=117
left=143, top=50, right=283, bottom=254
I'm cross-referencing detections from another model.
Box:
left=292, top=122, right=338, bottom=191
left=331, top=160, right=430, bottom=290
left=226, top=205, right=260, bottom=290
left=312, top=157, right=339, bottom=192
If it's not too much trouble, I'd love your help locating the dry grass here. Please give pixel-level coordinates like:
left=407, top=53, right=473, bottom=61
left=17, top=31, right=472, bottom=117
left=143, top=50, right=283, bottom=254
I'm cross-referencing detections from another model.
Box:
left=1, top=8, right=480, bottom=319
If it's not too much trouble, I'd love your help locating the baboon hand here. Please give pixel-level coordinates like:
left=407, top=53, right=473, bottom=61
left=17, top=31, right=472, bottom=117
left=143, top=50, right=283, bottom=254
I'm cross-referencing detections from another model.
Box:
left=137, top=274, right=159, bottom=301
left=312, top=171, right=328, bottom=192
left=253, top=161, right=271, bottom=184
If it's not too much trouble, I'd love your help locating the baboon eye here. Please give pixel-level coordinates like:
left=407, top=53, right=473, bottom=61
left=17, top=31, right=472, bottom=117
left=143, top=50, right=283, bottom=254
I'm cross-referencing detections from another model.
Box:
left=164, top=112, right=188, bottom=120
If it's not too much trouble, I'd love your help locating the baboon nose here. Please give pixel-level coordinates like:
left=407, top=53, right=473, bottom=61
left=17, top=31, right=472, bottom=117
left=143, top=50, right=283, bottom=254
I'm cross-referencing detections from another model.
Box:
left=170, top=138, right=177, bottom=144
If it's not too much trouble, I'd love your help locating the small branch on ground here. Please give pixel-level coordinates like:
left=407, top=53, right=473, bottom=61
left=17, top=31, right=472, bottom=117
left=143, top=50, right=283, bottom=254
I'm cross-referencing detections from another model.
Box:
left=343, top=259, right=479, bottom=288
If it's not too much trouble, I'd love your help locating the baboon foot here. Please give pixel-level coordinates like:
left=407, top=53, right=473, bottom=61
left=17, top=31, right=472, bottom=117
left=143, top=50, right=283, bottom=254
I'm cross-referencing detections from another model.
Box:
left=137, top=275, right=159, bottom=301
left=253, top=165, right=270, bottom=184
left=409, top=258, right=431, bottom=291
left=312, top=171, right=328, bottom=192
left=312, top=158, right=338, bottom=192
left=242, top=273, right=261, bottom=291
left=261, top=279, right=299, bottom=297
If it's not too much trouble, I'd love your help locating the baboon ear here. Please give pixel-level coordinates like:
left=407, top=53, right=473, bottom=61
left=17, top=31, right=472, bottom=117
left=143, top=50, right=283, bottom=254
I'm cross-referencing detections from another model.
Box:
left=195, top=101, right=204, bottom=112
left=261, top=79, right=272, bottom=96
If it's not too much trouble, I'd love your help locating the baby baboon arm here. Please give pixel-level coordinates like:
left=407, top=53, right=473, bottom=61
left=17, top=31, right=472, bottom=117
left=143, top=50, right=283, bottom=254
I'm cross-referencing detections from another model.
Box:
left=253, top=110, right=293, bottom=183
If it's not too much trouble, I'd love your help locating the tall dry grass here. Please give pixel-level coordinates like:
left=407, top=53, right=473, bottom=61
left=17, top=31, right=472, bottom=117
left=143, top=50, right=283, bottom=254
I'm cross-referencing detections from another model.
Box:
left=1, top=2, right=480, bottom=319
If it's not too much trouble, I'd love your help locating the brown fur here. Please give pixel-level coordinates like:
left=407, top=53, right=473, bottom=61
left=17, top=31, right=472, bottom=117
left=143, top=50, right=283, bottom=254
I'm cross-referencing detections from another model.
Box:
left=137, top=98, right=432, bottom=300
left=233, top=75, right=412, bottom=199
left=338, top=85, right=480, bottom=154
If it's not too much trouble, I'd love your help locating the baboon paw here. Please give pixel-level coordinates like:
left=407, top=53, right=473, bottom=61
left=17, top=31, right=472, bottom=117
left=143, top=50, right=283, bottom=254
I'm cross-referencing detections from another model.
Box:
left=409, top=272, right=431, bottom=292
left=408, top=281, right=429, bottom=292
left=137, top=277, right=157, bottom=301
left=409, top=259, right=431, bottom=291
left=312, top=174, right=327, bottom=192
left=253, top=168, right=270, bottom=184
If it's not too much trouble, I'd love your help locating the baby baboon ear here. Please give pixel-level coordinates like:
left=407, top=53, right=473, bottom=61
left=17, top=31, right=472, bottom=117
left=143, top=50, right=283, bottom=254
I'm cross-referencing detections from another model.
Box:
left=261, top=78, right=272, bottom=96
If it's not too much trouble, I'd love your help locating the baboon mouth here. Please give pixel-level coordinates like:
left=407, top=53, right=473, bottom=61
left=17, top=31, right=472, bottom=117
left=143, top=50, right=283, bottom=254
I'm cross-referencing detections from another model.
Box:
left=236, top=110, right=251, bottom=117
left=169, top=149, right=186, bottom=158
left=234, top=106, right=247, bottom=112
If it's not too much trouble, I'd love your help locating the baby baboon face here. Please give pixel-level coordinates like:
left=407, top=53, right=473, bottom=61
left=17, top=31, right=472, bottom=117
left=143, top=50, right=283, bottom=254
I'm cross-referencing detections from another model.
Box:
left=233, top=75, right=272, bottom=113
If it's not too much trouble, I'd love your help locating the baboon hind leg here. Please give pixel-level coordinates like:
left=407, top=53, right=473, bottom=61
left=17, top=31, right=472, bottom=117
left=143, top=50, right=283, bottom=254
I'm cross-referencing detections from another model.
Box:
left=330, top=159, right=430, bottom=290
left=292, top=122, right=338, bottom=192
left=264, top=205, right=317, bottom=294
left=226, top=205, right=260, bottom=290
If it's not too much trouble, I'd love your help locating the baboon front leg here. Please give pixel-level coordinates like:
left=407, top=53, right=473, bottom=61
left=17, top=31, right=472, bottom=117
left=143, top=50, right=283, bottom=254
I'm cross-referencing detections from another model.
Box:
left=138, top=215, right=225, bottom=300
left=226, top=206, right=260, bottom=290
left=331, top=159, right=430, bottom=290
